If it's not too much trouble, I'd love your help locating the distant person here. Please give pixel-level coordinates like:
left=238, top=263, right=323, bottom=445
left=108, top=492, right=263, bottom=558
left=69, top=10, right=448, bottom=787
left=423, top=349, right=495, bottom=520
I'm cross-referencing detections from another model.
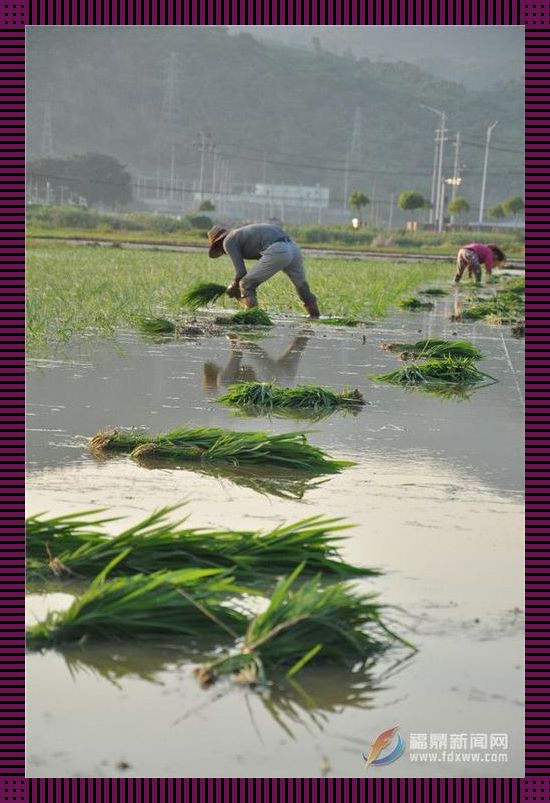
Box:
left=453, top=243, right=506, bottom=284
left=207, top=223, right=321, bottom=318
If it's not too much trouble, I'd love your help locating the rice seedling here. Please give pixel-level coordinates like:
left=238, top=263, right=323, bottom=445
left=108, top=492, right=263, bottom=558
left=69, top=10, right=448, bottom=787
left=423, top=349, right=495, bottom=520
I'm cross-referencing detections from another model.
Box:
left=380, top=338, right=483, bottom=361
left=26, top=508, right=119, bottom=563
left=197, top=564, right=411, bottom=686
left=88, top=426, right=354, bottom=473
left=215, top=308, right=274, bottom=327
left=419, top=288, right=448, bottom=297
left=397, top=297, right=434, bottom=311
left=135, top=316, right=176, bottom=335
left=179, top=282, right=227, bottom=310
left=457, top=279, right=524, bottom=325
left=27, top=507, right=379, bottom=585
left=26, top=565, right=249, bottom=648
left=217, top=382, right=365, bottom=414
left=371, top=356, right=496, bottom=389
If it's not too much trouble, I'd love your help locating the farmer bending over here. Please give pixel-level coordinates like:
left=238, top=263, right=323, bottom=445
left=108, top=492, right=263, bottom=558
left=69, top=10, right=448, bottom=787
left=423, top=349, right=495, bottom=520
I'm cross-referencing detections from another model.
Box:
left=207, top=223, right=320, bottom=318
left=454, top=242, right=506, bottom=284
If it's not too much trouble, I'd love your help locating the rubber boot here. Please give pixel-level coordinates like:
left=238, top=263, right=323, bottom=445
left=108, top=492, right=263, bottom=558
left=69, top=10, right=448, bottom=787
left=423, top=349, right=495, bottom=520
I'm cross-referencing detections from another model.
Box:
left=241, top=291, right=258, bottom=309
left=304, top=299, right=320, bottom=318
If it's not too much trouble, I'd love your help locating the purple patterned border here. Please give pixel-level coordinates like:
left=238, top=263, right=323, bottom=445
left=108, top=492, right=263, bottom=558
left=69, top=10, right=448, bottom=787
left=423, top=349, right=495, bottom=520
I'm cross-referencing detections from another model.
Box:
left=2, top=0, right=546, bottom=800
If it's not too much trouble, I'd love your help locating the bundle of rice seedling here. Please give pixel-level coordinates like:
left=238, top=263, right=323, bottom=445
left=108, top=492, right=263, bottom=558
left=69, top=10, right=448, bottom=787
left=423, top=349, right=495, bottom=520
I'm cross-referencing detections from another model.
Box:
left=398, top=297, right=434, bottom=311
left=27, top=508, right=379, bottom=584
left=380, top=339, right=483, bottom=361
left=216, top=308, right=274, bottom=327
left=217, top=382, right=366, bottom=413
left=88, top=426, right=354, bottom=473
left=26, top=509, right=119, bottom=563
left=136, top=316, right=176, bottom=335
left=371, top=356, right=496, bottom=388
left=180, top=282, right=227, bottom=310
left=26, top=564, right=248, bottom=648
left=198, top=564, right=410, bottom=686
left=419, top=288, right=448, bottom=297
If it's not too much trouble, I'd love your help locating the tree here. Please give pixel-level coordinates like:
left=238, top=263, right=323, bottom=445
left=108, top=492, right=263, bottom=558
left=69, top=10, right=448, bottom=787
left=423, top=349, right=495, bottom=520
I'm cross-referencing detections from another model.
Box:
left=27, top=152, right=132, bottom=208
left=488, top=203, right=506, bottom=220
left=198, top=199, right=215, bottom=211
left=502, top=195, right=524, bottom=218
left=348, top=190, right=370, bottom=224
left=397, top=190, right=428, bottom=217
left=447, top=196, right=470, bottom=219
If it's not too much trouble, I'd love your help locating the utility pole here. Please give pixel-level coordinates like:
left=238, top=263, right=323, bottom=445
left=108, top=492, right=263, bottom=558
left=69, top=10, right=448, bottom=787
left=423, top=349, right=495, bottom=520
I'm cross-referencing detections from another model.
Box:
left=451, top=132, right=461, bottom=203
left=40, top=102, right=54, bottom=157
left=450, top=132, right=461, bottom=224
left=387, top=193, right=395, bottom=230
left=194, top=131, right=215, bottom=203
left=343, top=154, right=350, bottom=211
left=343, top=107, right=363, bottom=211
left=421, top=105, right=447, bottom=229
left=478, top=121, right=499, bottom=225
left=160, top=53, right=181, bottom=205
left=435, top=115, right=447, bottom=231
left=428, top=132, right=438, bottom=224
left=370, top=179, right=377, bottom=226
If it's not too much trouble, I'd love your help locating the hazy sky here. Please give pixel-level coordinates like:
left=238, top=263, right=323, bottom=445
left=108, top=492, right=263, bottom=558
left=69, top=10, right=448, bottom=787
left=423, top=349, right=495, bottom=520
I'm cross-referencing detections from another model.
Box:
left=229, top=26, right=524, bottom=89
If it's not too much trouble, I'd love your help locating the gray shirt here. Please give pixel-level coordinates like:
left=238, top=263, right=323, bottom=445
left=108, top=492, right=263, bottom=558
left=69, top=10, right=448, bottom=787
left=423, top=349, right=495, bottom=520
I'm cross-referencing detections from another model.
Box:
left=223, top=223, right=291, bottom=280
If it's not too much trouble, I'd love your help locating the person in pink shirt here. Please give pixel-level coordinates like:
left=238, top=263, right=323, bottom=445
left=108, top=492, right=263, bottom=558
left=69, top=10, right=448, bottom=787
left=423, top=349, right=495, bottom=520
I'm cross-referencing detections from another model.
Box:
left=453, top=243, right=506, bottom=284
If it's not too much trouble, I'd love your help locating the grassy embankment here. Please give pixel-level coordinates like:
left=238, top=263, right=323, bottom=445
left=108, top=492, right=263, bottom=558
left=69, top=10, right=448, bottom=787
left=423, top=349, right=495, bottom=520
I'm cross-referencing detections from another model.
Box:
left=26, top=205, right=525, bottom=257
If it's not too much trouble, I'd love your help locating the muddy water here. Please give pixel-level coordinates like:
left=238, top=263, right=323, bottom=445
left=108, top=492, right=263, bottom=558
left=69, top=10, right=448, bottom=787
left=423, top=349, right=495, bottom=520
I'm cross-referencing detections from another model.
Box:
left=26, top=300, right=524, bottom=778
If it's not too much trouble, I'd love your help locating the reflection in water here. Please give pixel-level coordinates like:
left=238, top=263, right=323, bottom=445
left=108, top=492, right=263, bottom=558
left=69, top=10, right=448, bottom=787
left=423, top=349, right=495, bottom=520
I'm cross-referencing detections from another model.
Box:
left=227, top=404, right=363, bottom=424
left=59, top=639, right=392, bottom=737
left=203, top=332, right=365, bottom=422
left=260, top=651, right=415, bottom=738
left=61, top=642, right=207, bottom=686
left=202, top=332, right=310, bottom=391
left=129, top=451, right=330, bottom=499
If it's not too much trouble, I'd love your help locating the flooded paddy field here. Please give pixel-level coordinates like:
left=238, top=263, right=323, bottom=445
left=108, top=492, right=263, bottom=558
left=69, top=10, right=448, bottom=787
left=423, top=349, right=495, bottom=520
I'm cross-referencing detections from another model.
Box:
left=26, top=294, right=524, bottom=778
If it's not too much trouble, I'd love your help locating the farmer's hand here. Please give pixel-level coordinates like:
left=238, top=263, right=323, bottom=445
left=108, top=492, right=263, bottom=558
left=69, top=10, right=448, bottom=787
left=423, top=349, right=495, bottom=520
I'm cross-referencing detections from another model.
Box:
left=226, top=281, right=241, bottom=299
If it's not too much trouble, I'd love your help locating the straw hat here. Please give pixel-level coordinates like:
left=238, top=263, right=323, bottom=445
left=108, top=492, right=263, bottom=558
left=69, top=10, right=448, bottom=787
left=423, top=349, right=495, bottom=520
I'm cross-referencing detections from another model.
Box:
left=207, top=226, right=228, bottom=257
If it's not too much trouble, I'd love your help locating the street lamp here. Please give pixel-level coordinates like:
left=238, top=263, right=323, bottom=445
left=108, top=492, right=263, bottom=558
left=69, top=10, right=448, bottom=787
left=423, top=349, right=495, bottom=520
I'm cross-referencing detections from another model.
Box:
left=478, top=121, right=498, bottom=225
left=420, top=104, right=447, bottom=227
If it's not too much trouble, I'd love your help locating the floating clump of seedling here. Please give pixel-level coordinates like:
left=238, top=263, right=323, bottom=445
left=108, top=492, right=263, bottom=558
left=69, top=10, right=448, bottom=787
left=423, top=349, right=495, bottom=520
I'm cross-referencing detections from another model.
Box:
left=196, top=563, right=412, bottom=687
left=136, top=316, right=176, bottom=335
left=398, top=297, right=434, bottom=311
left=27, top=507, right=378, bottom=585
left=218, top=382, right=366, bottom=414
left=371, top=356, right=497, bottom=390
left=456, top=279, right=524, bottom=325
left=88, top=426, right=353, bottom=474
left=180, top=282, right=228, bottom=310
left=419, top=288, right=448, bottom=297
left=309, top=317, right=368, bottom=327
left=215, top=308, right=274, bottom=327
left=381, top=338, right=483, bottom=361
left=26, top=564, right=249, bottom=648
